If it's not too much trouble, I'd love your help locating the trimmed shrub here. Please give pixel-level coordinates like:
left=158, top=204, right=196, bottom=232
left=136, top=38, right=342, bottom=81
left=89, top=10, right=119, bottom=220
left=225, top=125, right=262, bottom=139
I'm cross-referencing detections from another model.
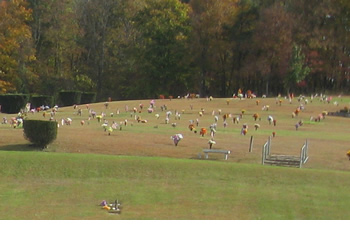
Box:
left=59, top=91, right=82, bottom=106
left=80, top=92, right=97, bottom=104
left=30, top=95, right=54, bottom=109
left=23, top=120, right=58, bottom=148
left=0, top=94, right=30, bottom=114
left=340, top=107, right=349, bottom=114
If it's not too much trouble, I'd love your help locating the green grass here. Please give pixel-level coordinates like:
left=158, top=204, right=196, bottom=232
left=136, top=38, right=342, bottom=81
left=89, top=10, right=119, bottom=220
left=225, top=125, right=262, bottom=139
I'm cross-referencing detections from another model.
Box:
left=1, top=96, right=350, bottom=220
left=1, top=151, right=350, bottom=219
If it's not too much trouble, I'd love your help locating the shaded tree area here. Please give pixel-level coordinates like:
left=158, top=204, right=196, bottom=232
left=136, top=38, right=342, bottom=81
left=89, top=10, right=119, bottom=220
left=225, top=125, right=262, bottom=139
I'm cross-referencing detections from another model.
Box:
left=1, top=0, right=349, bottom=99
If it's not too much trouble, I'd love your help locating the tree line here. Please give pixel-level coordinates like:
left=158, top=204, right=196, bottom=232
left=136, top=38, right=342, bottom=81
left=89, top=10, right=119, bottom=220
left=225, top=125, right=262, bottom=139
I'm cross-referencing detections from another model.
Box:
left=0, top=0, right=349, bottom=100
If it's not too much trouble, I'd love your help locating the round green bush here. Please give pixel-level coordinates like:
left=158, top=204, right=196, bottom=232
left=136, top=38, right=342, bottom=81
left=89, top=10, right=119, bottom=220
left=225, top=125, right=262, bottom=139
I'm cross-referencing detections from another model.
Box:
left=23, top=120, right=58, bottom=148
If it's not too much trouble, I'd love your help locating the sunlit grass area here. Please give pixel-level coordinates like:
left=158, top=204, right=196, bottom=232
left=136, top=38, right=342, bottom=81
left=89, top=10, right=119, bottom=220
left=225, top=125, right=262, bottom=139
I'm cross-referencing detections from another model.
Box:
left=0, top=96, right=350, bottom=219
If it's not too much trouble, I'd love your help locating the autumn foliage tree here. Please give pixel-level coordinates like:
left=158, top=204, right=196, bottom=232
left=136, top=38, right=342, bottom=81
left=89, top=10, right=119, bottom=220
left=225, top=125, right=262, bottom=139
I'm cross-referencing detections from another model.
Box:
left=133, top=0, right=192, bottom=97
left=0, top=0, right=37, bottom=93
left=1, top=0, right=349, bottom=98
left=285, top=44, right=310, bottom=95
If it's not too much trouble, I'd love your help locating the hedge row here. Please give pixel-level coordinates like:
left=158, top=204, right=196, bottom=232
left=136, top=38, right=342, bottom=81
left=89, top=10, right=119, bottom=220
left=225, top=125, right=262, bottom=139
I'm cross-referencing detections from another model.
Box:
left=0, top=91, right=97, bottom=113
left=59, top=91, right=82, bottom=106
left=80, top=92, right=97, bottom=104
left=0, top=94, right=30, bottom=114
left=59, top=91, right=96, bottom=106
left=0, top=94, right=53, bottom=113
left=30, top=95, right=54, bottom=109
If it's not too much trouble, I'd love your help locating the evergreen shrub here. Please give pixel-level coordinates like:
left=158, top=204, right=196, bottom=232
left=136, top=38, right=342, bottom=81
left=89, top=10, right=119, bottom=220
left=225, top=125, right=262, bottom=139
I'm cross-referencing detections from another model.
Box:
left=0, top=94, right=30, bottom=113
left=30, top=95, right=54, bottom=109
left=80, top=92, right=97, bottom=104
left=23, top=120, right=58, bottom=148
left=59, top=91, right=82, bottom=106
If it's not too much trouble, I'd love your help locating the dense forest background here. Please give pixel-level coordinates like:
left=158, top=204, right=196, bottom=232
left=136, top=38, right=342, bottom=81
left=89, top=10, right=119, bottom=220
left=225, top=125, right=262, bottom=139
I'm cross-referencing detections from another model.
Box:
left=0, top=0, right=349, bottom=100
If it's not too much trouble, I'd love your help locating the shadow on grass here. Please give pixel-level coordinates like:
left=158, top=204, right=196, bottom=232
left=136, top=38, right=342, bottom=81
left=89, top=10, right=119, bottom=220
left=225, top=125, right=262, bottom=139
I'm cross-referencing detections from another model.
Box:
left=0, top=144, right=44, bottom=152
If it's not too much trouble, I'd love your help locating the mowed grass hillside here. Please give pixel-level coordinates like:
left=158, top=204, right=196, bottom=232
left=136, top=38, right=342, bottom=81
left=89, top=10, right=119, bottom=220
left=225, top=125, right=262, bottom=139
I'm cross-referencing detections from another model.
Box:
left=0, top=96, right=350, bottom=219
left=1, top=96, right=349, bottom=171
left=1, top=151, right=350, bottom=220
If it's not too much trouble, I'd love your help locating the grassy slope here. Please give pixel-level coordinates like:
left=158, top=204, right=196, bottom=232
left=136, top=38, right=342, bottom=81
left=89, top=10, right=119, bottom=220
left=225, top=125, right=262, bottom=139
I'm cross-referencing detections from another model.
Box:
left=1, top=96, right=350, bottom=172
left=1, top=151, right=350, bottom=220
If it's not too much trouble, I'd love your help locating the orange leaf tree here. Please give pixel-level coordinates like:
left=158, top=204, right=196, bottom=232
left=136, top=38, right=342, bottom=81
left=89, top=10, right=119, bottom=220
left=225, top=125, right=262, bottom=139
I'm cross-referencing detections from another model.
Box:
left=0, top=0, right=37, bottom=93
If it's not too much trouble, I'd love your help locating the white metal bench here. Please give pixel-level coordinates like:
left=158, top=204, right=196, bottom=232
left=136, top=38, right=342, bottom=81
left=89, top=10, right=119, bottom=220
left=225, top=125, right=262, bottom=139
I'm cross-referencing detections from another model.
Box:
left=203, top=149, right=231, bottom=160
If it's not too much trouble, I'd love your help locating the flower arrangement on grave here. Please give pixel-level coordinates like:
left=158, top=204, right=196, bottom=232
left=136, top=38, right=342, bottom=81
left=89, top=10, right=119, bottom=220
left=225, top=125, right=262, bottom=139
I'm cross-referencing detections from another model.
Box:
left=272, top=131, right=276, bottom=137
left=267, top=115, right=273, bottom=124
left=247, top=90, right=252, bottom=98
left=107, top=126, right=113, bottom=135
left=253, top=113, right=259, bottom=121
left=256, top=100, right=260, bottom=105
left=322, top=111, right=328, bottom=117
left=262, top=105, right=269, bottom=111
left=254, top=123, right=260, bottom=130
left=223, top=113, right=229, bottom=121
left=241, top=124, right=248, bottom=135
left=279, top=99, right=283, bottom=106
left=104, top=102, right=109, bottom=109
left=347, top=150, right=350, bottom=160
left=200, top=128, right=207, bottom=137
left=208, top=139, right=216, bottom=149
left=241, top=109, right=246, bottom=114
left=171, top=134, right=183, bottom=146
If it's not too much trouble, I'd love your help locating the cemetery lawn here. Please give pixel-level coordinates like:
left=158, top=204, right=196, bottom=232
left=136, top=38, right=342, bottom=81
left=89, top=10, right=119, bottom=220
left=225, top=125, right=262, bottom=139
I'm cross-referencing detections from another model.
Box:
left=0, top=96, right=350, bottom=219
left=1, top=150, right=350, bottom=220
